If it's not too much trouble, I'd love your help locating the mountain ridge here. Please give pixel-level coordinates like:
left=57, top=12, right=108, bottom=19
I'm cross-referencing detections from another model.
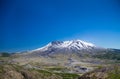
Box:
left=32, top=40, right=98, bottom=52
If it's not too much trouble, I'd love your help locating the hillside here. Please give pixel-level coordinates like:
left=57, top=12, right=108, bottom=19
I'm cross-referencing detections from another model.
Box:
left=79, top=64, right=120, bottom=79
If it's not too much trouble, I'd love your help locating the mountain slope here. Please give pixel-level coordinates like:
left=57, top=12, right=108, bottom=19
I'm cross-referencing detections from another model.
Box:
left=25, top=40, right=104, bottom=57
left=32, top=40, right=96, bottom=51
left=79, top=64, right=120, bottom=79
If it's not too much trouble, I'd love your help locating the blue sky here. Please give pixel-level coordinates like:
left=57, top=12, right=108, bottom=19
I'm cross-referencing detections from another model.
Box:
left=0, top=0, right=120, bottom=52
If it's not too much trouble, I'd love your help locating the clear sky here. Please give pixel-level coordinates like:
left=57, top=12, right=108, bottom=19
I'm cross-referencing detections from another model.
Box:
left=0, top=0, right=120, bottom=52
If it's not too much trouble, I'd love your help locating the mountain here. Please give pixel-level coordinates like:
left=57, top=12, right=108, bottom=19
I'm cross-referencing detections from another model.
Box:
left=15, top=40, right=120, bottom=61
left=2, top=40, right=120, bottom=79
left=26, top=40, right=105, bottom=57
left=33, top=40, right=96, bottom=51
left=11, top=39, right=120, bottom=75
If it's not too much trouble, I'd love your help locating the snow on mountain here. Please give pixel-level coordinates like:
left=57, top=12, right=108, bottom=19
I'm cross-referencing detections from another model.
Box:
left=32, top=40, right=96, bottom=52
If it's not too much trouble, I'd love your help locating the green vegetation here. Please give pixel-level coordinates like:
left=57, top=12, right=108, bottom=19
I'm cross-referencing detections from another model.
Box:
left=55, top=73, right=79, bottom=79
left=32, top=67, right=79, bottom=79
left=93, top=51, right=120, bottom=60
left=36, top=69, right=53, bottom=76
left=47, top=67, right=65, bottom=71
left=46, top=67, right=69, bottom=73
left=108, top=65, right=120, bottom=79
left=45, top=67, right=79, bottom=79
left=0, top=63, right=80, bottom=79
left=79, top=64, right=120, bottom=79
left=0, top=52, right=10, bottom=57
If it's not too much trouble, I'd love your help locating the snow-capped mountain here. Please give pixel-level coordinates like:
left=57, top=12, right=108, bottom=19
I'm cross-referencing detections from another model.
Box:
left=24, top=40, right=105, bottom=57
left=33, top=40, right=96, bottom=52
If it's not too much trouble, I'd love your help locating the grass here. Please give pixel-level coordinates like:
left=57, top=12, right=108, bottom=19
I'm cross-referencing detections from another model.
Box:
left=31, top=68, right=53, bottom=76
left=31, top=67, right=79, bottom=79
left=93, top=50, right=120, bottom=60
left=46, top=67, right=69, bottom=73
left=108, top=65, right=120, bottom=79
left=47, top=67, right=65, bottom=71
left=45, top=67, right=80, bottom=79
left=0, top=65, right=4, bottom=73
left=54, top=72, right=79, bottom=79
